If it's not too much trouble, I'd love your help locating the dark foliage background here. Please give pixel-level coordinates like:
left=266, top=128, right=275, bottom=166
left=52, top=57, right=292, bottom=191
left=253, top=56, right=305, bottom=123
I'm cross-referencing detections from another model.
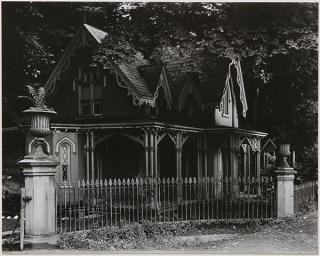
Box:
left=2, top=2, right=318, bottom=180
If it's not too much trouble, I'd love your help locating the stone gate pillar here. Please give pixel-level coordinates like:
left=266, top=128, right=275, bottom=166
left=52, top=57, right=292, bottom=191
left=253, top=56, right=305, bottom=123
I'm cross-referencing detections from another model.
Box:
left=19, top=155, right=59, bottom=246
left=275, top=144, right=296, bottom=218
left=18, top=108, right=59, bottom=248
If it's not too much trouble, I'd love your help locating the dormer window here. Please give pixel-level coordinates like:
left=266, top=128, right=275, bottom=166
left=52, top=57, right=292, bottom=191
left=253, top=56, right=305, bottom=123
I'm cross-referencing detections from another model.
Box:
left=77, top=67, right=104, bottom=117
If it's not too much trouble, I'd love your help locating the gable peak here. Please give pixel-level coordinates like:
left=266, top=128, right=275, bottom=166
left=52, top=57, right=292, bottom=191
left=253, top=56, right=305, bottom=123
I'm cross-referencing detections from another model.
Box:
left=83, top=23, right=108, bottom=44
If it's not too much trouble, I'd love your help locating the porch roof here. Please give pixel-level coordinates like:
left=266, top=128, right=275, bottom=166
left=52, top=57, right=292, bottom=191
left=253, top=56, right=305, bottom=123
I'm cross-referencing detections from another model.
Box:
left=206, top=127, right=268, bottom=137
left=50, top=122, right=268, bottom=137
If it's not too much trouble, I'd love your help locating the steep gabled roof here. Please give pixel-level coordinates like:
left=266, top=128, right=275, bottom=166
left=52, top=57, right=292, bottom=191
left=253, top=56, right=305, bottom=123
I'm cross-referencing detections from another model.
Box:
left=44, top=24, right=160, bottom=107
left=118, top=63, right=153, bottom=98
left=138, top=48, right=229, bottom=107
left=44, top=24, right=107, bottom=95
left=139, top=65, right=163, bottom=94
left=45, top=24, right=247, bottom=112
left=83, top=24, right=108, bottom=43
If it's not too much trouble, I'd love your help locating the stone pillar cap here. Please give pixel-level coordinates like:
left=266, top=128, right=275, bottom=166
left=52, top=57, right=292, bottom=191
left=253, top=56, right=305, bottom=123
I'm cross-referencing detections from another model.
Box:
left=274, top=167, right=297, bottom=175
left=19, top=157, right=59, bottom=176
left=18, top=157, right=59, bottom=167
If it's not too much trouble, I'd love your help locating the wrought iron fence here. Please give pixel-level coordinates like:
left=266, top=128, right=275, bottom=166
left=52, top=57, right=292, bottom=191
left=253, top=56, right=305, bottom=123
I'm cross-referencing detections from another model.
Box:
left=294, top=181, right=317, bottom=211
left=56, top=176, right=275, bottom=232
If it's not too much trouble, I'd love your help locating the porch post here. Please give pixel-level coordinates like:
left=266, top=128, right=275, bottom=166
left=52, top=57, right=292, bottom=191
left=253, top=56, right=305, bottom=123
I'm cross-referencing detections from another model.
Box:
left=85, top=131, right=90, bottom=180
left=149, top=132, right=154, bottom=177
left=197, top=135, right=202, bottom=179
left=185, top=150, right=190, bottom=177
left=203, top=134, right=208, bottom=178
left=90, top=130, right=95, bottom=181
left=175, top=133, right=183, bottom=202
left=242, top=145, right=247, bottom=178
left=256, top=139, right=261, bottom=178
left=143, top=129, right=149, bottom=177
left=175, top=133, right=182, bottom=179
left=275, top=144, right=296, bottom=218
left=248, top=148, right=251, bottom=178
left=229, top=134, right=240, bottom=196
left=154, top=130, right=158, bottom=178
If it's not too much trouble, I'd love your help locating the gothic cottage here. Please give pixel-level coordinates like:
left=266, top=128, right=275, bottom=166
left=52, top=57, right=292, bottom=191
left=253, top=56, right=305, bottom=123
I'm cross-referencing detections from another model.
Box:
left=25, top=24, right=267, bottom=184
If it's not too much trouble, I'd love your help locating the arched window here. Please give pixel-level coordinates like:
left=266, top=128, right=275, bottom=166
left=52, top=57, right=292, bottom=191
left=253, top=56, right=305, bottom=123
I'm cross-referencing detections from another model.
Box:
left=60, top=142, right=71, bottom=182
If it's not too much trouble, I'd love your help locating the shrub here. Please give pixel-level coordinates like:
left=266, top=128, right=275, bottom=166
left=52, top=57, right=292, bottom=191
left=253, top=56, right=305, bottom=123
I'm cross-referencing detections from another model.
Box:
left=58, top=218, right=280, bottom=250
left=57, top=231, right=89, bottom=249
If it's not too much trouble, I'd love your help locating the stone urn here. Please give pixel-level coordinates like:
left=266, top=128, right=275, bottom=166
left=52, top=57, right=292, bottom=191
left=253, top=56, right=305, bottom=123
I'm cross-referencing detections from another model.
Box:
left=278, top=143, right=291, bottom=168
left=279, top=143, right=290, bottom=157
left=23, top=108, right=57, bottom=158
left=23, top=109, right=57, bottom=137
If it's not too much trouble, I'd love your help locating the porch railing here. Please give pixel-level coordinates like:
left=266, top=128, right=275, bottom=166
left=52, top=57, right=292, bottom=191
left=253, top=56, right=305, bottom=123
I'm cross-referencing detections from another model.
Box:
left=294, top=181, right=317, bottom=211
left=56, top=176, right=275, bottom=232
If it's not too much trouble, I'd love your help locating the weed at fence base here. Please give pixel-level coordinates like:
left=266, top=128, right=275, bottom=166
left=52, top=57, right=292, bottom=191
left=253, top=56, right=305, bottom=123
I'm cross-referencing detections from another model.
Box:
left=57, top=218, right=281, bottom=250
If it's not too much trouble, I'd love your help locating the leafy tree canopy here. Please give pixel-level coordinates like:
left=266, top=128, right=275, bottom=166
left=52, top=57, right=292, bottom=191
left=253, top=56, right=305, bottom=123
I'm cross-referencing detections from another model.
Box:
left=2, top=2, right=318, bottom=174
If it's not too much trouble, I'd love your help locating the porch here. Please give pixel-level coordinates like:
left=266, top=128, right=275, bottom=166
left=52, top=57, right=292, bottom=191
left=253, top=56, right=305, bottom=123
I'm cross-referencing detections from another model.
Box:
left=51, top=122, right=267, bottom=183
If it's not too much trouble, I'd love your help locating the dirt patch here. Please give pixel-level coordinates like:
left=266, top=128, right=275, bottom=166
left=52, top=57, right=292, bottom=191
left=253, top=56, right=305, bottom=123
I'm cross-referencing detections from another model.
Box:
left=208, top=210, right=318, bottom=254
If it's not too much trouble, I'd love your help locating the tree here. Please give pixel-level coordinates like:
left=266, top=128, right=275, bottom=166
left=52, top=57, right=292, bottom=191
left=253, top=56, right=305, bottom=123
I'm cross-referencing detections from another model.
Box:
left=2, top=2, right=317, bottom=176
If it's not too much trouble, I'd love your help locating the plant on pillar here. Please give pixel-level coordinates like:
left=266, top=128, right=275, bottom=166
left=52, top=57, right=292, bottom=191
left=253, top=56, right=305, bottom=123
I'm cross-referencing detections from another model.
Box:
left=19, top=83, right=56, bottom=158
